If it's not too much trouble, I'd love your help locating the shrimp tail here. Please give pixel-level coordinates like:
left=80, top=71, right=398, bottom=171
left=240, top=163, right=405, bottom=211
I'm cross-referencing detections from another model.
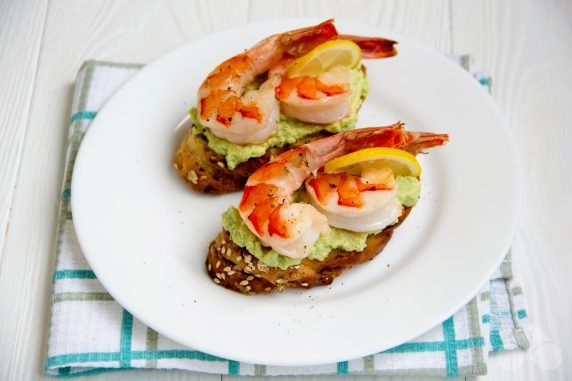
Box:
left=279, top=21, right=398, bottom=59
left=342, top=123, right=449, bottom=154
left=402, top=131, right=450, bottom=154
left=340, top=35, right=398, bottom=58
left=280, top=19, right=339, bottom=56
left=303, top=123, right=403, bottom=168
left=304, top=123, right=448, bottom=171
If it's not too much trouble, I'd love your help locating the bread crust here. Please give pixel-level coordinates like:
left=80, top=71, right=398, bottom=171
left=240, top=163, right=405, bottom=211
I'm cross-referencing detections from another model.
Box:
left=173, top=129, right=330, bottom=193
left=206, top=207, right=411, bottom=294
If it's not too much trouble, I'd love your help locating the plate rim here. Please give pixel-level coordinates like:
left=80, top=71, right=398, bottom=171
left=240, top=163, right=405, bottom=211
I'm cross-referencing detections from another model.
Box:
left=71, top=18, right=521, bottom=366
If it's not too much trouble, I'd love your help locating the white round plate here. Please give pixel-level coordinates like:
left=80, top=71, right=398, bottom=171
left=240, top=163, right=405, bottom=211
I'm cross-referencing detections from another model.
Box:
left=72, top=19, right=519, bottom=366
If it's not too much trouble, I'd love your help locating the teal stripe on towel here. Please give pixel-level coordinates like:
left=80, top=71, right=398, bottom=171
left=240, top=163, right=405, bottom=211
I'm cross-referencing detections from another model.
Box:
left=228, top=360, right=240, bottom=375
left=119, top=310, right=134, bottom=367
left=337, top=361, right=349, bottom=374
left=490, top=330, right=505, bottom=351
left=442, top=318, right=459, bottom=377
left=70, top=111, right=97, bottom=122
left=46, top=350, right=231, bottom=368
left=53, top=270, right=96, bottom=281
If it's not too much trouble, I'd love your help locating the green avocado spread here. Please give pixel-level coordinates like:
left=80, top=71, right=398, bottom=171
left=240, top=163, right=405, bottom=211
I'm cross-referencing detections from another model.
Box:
left=221, top=176, right=421, bottom=270
left=396, top=175, right=421, bottom=207
left=221, top=206, right=371, bottom=270
left=191, top=68, right=369, bottom=169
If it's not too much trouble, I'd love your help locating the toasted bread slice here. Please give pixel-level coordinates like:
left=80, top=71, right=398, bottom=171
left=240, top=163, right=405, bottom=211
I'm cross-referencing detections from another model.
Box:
left=206, top=207, right=411, bottom=294
left=173, top=129, right=331, bottom=194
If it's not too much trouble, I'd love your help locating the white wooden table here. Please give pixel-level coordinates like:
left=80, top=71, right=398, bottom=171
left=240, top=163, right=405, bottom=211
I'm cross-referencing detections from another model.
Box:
left=1, top=0, right=571, bottom=380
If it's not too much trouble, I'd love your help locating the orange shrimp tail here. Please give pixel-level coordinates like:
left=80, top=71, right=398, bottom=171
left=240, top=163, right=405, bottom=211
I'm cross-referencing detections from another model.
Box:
left=303, top=123, right=448, bottom=171
left=343, top=123, right=411, bottom=151
left=403, top=132, right=450, bottom=155
left=281, top=19, right=339, bottom=57
left=340, top=35, right=398, bottom=59
left=344, top=124, right=449, bottom=154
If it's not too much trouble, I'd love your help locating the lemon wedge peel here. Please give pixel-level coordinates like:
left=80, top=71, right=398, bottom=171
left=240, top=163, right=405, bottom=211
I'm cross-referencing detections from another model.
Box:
left=324, top=147, right=422, bottom=177
left=286, top=39, right=362, bottom=78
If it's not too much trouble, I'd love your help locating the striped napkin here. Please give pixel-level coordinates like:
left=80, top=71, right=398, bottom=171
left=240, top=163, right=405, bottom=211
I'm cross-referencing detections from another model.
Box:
left=45, top=56, right=529, bottom=377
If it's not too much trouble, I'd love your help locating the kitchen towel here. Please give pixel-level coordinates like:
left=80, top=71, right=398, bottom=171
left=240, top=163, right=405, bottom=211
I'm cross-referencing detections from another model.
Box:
left=45, top=56, right=529, bottom=377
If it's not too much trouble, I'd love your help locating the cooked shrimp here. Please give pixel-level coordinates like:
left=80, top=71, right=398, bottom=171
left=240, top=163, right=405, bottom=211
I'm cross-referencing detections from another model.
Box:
left=272, top=34, right=398, bottom=124
left=198, top=20, right=399, bottom=143
left=275, top=65, right=352, bottom=124
left=306, top=167, right=403, bottom=232
left=339, top=34, right=398, bottom=58
left=238, top=123, right=448, bottom=258
left=197, top=20, right=338, bottom=144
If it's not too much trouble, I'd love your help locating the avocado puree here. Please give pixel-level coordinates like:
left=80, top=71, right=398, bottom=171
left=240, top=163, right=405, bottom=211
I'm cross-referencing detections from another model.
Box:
left=221, top=207, right=371, bottom=270
left=396, top=176, right=421, bottom=207
left=191, top=68, right=369, bottom=169
left=221, top=176, right=421, bottom=269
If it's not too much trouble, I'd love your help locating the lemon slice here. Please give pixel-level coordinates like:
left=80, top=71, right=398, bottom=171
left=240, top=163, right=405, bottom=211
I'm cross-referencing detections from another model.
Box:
left=324, top=147, right=422, bottom=177
left=286, top=39, right=362, bottom=78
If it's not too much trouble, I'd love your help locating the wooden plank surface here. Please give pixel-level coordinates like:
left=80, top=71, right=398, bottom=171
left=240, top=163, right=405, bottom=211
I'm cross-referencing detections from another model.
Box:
left=0, top=0, right=48, bottom=263
left=0, top=1, right=49, bottom=380
left=451, top=0, right=572, bottom=379
left=0, top=2, right=224, bottom=380
left=1, top=0, right=570, bottom=379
